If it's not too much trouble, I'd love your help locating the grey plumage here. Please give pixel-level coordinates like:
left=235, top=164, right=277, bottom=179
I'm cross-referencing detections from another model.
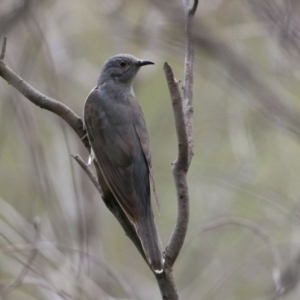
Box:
left=84, top=54, right=163, bottom=273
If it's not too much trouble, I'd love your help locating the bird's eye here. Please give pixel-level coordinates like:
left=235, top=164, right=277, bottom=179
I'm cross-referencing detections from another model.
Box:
left=119, top=61, right=128, bottom=68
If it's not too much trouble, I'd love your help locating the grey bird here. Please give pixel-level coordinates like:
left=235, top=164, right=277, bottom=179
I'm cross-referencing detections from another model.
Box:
left=84, top=54, right=164, bottom=273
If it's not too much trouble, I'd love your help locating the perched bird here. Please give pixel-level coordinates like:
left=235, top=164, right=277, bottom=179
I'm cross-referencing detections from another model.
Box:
left=84, top=54, right=164, bottom=273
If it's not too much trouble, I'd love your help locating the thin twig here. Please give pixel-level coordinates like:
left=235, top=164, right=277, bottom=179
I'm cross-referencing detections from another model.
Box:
left=1, top=218, right=40, bottom=299
left=71, top=154, right=103, bottom=195
left=183, top=0, right=197, bottom=165
left=0, top=36, right=7, bottom=61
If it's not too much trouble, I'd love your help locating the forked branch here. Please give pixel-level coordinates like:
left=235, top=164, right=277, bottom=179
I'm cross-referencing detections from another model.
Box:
left=163, top=0, right=197, bottom=269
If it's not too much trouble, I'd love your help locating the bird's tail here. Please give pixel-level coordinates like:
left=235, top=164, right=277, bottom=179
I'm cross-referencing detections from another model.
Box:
left=135, top=215, right=164, bottom=274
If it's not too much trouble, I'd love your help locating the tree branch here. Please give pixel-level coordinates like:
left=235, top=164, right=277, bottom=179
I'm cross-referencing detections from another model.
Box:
left=163, top=63, right=189, bottom=271
left=71, top=154, right=102, bottom=195
left=163, top=0, right=197, bottom=271
left=0, top=48, right=90, bottom=150
left=183, top=0, right=197, bottom=165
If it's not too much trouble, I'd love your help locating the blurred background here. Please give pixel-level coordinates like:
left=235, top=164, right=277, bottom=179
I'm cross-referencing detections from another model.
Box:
left=1, top=0, right=300, bottom=299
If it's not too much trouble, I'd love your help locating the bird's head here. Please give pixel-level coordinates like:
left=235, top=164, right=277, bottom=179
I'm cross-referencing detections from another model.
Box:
left=98, top=54, right=154, bottom=86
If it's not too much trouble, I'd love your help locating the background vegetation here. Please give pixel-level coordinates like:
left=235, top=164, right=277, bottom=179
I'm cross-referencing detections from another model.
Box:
left=1, top=0, right=300, bottom=299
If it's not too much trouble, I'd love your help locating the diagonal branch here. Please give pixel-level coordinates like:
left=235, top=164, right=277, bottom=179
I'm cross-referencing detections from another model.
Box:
left=71, top=154, right=102, bottom=195
left=0, top=49, right=89, bottom=150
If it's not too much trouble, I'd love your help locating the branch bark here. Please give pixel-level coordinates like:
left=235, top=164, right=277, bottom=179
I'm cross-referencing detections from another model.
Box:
left=163, top=63, right=189, bottom=269
left=163, top=0, right=197, bottom=272
left=183, top=0, right=197, bottom=165
left=0, top=59, right=90, bottom=150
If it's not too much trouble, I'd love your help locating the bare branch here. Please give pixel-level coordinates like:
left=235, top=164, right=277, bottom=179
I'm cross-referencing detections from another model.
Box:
left=0, top=39, right=89, bottom=150
left=183, top=0, right=197, bottom=165
left=163, top=0, right=197, bottom=271
left=164, top=63, right=189, bottom=170
left=163, top=63, right=189, bottom=269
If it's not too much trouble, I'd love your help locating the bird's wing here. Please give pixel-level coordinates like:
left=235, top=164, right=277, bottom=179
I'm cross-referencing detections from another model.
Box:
left=132, top=101, right=160, bottom=210
left=84, top=88, right=139, bottom=220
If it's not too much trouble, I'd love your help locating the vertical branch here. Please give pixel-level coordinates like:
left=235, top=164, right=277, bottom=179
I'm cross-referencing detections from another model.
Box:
left=163, top=0, right=198, bottom=269
left=164, top=64, right=189, bottom=268
left=183, top=0, right=198, bottom=165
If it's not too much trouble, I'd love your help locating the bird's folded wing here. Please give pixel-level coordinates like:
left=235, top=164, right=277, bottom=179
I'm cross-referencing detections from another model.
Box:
left=84, top=89, right=139, bottom=220
left=132, top=101, right=160, bottom=210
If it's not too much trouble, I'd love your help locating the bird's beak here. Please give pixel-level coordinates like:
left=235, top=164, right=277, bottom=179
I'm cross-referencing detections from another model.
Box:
left=137, top=59, right=155, bottom=66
